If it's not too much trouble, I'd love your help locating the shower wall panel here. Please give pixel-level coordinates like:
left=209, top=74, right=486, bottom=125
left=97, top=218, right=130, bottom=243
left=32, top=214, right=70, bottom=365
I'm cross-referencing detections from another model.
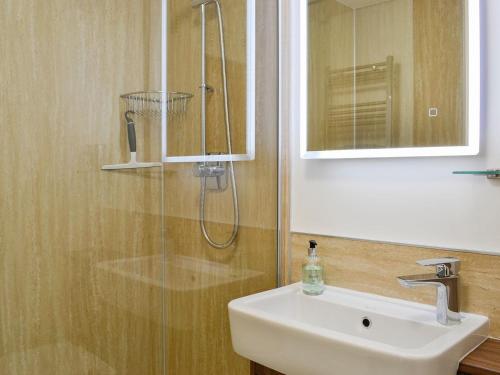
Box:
left=164, top=1, right=278, bottom=374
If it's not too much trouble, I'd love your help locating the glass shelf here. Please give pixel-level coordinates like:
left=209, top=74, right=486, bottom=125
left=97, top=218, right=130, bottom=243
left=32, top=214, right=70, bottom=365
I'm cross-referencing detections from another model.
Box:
left=453, top=170, right=500, bottom=179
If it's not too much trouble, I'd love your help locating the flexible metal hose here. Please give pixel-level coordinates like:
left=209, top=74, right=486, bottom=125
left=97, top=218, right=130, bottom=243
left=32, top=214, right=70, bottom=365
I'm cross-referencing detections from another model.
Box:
left=199, top=0, right=239, bottom=249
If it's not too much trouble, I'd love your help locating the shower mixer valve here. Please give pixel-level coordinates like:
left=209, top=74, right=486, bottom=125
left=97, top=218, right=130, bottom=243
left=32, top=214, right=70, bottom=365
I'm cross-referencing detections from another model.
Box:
left=194, top=163, right=225, bottom=178
left=193, top=153, right=228, bottom=192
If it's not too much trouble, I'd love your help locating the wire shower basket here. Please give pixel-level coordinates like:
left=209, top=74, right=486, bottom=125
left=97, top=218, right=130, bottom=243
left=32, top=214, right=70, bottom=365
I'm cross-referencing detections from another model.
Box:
left=120, top=91, right=193, bottom=118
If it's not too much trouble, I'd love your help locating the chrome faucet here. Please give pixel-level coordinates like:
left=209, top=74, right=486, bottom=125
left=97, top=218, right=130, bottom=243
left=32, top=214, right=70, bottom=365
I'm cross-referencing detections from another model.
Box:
left=397, top=258, right=461, bottom=325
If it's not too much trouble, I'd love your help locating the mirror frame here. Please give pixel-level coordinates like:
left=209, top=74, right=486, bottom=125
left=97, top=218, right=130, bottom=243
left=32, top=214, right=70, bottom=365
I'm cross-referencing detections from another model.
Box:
left=299, top=0, right=481, bottom=159
left=161, top=0, right=256, bottom=163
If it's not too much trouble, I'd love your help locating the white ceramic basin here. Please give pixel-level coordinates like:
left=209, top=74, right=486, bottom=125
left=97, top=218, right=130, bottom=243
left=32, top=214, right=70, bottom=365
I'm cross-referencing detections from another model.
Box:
left=228, top=283, right=489, bottom=375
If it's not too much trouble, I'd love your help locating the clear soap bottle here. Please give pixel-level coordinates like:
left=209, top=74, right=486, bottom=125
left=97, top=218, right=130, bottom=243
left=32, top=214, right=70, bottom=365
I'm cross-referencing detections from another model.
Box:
left=302, top=240, right=325, bottom=295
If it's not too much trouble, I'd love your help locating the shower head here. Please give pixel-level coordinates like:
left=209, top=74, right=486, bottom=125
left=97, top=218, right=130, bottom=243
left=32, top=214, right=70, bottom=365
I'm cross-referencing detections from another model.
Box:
left=191, top=0, right=215, bottom=7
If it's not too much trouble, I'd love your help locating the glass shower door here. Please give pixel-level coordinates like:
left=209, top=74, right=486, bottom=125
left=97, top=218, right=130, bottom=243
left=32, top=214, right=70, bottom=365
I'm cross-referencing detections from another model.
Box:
left=0, top=0, right=165, bottom=373
left=0, top=0, right=278, bottom=373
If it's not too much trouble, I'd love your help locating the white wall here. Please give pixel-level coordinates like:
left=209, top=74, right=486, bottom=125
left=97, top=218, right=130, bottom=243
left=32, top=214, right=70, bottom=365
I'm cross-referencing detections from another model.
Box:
left=290, top=0, right=500, bottom=254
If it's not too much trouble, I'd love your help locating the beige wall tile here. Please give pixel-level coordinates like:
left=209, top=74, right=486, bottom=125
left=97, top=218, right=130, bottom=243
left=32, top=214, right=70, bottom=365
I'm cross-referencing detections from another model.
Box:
left=289, top=233, right=500, bottom=338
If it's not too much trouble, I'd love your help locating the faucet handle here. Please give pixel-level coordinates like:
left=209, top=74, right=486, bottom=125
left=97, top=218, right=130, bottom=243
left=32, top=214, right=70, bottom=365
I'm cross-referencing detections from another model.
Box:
left=416, top=257, right=460, bottom=277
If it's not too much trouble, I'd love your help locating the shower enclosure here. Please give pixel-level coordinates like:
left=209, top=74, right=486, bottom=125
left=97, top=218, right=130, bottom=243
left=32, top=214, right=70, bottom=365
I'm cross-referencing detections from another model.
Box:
left=0, top=0, right=278, bottom=374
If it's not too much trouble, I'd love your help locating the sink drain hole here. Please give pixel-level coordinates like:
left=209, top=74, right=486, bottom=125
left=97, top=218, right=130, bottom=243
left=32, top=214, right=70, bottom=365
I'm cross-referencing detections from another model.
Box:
left=362, top=317, right=372, bottom=328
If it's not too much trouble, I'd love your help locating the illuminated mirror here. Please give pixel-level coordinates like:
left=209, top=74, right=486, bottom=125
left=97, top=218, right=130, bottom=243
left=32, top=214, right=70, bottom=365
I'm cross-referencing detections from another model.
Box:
left=300, top=0, right=480, bottom=159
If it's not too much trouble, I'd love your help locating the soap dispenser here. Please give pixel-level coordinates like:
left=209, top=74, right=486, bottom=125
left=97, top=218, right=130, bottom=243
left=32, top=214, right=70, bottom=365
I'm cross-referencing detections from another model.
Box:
left=302, top=240, right=325, bottom=295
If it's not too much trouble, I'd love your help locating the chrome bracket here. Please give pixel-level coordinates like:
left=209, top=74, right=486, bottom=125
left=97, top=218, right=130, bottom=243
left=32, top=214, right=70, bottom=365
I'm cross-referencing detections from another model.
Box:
left=199, top=83, right=215, bottom=93
left=487, top=169, right=500, bottom=179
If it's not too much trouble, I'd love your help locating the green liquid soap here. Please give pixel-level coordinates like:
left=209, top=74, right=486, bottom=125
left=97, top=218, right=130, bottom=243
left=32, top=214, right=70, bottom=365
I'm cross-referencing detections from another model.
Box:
left=302, top=240, right=325, bottom=296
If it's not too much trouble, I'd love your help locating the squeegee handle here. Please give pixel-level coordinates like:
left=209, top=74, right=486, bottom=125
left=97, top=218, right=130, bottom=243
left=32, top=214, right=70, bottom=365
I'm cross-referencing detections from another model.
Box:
left=125, top=111, right=137, bottom=153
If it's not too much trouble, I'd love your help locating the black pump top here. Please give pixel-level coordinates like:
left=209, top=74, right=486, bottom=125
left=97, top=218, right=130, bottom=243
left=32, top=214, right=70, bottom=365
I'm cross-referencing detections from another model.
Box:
left=308, top=240, right=318, bottom=257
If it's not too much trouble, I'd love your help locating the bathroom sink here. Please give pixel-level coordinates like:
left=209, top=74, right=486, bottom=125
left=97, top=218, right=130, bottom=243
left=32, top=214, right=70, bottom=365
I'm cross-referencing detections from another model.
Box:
left=228, top=283, right=488, bottom=375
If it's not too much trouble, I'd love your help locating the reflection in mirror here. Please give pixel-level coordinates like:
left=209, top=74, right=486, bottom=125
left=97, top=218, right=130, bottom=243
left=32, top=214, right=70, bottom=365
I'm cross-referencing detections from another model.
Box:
left=304, top=0, right=479, bottom=158
left=164, top=0, right=255, bottom=163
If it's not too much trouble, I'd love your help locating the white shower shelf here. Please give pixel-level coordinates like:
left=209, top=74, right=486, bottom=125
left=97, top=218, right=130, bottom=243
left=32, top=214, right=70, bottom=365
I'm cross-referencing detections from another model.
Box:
left=102, top=153, right=254, bottom=170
